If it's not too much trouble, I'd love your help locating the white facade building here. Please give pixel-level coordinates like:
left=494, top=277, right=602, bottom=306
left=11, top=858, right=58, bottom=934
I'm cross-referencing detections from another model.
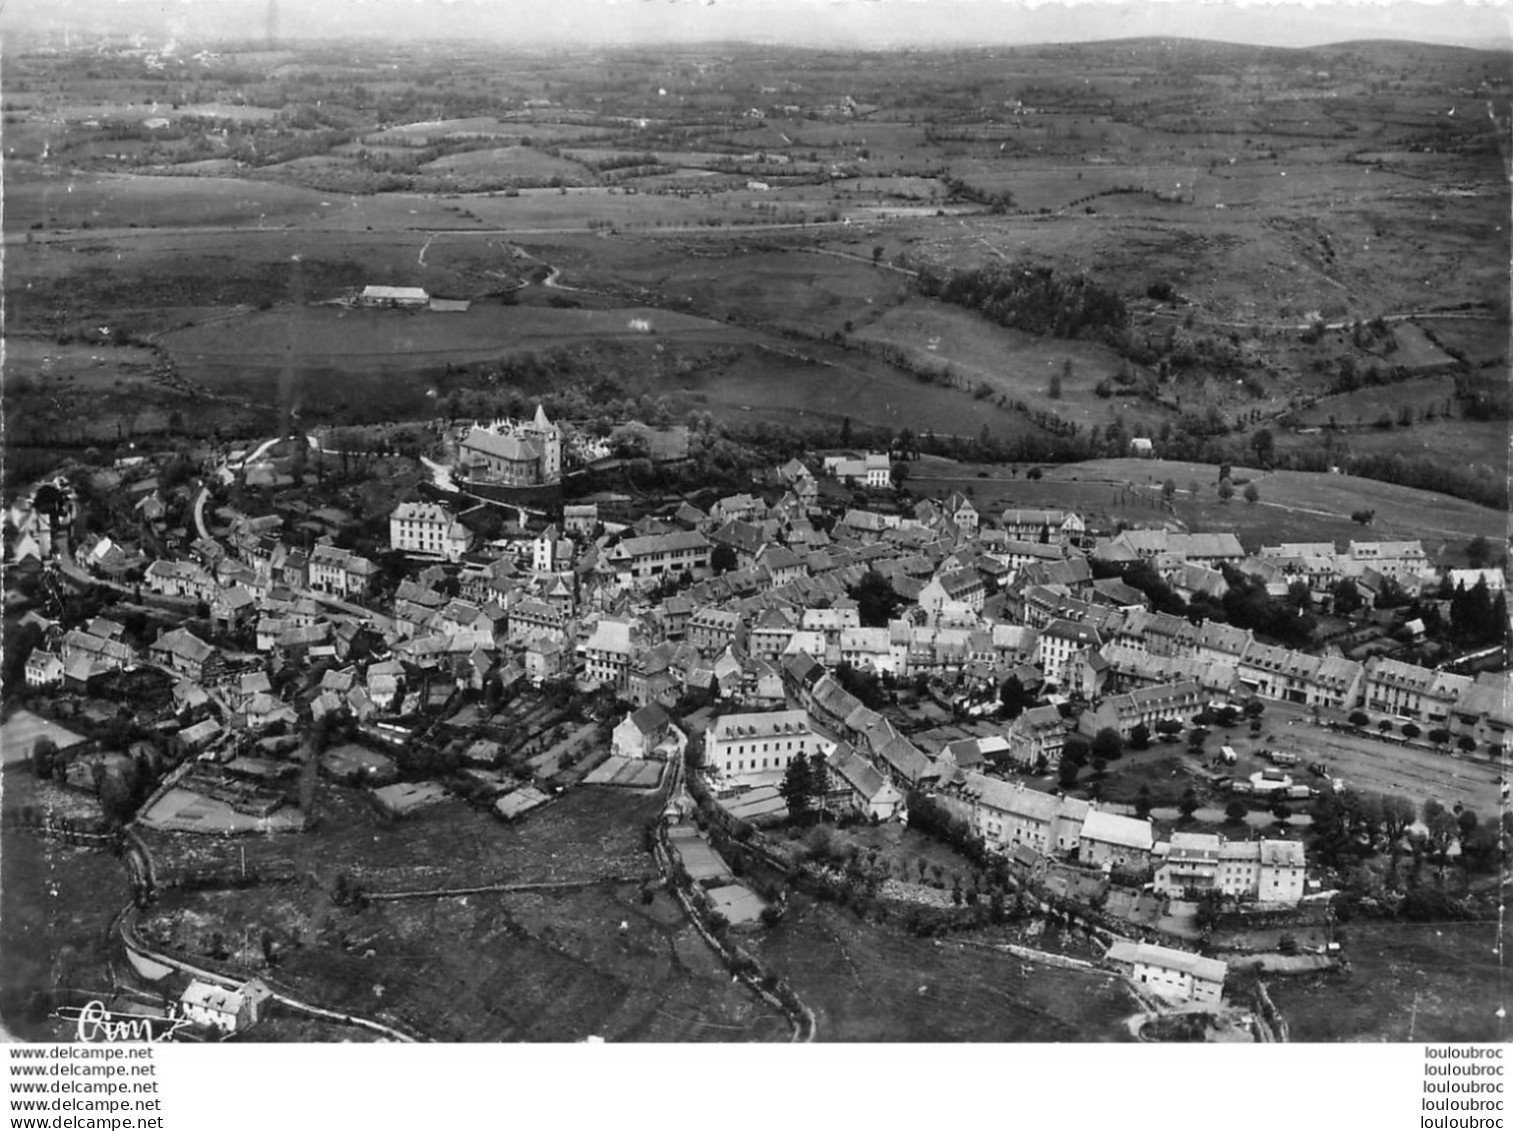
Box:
left=705, top=709, right=825, bottom=786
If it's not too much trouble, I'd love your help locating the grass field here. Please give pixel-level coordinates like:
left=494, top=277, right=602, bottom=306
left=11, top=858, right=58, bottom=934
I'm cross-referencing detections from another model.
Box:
left=1289, top=375, right=1459, bottom=429
left=852, top=297, right=1174, bottom=433
left=1285, top=420, right=1509, bottom=496
left=421, top=146, right=596, bottom=186
left=0, top=823, right=127, bottom=1039
left=133, top=781, right=796, bottom=1041
left=689, top=341, right=1043, bottom=438
left=1268, top=919, right=1506, bottom=1042
left=754, top=900, right=1138, bottom=1042
left=143, top=880, right=790, bottom=1041
left=1049, top=458, right=1507, bottom=548
left=571, top=245, right=914, bottom=339
left=907, top=453, right=1505, bottom=551
left=1416, top=317, right=1509, bottom=366
left=139, top=783, right=661, bottom=895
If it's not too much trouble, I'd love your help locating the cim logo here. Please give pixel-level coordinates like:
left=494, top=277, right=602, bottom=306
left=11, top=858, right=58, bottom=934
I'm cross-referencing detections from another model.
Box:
left=53, top=1000, right=194, bottom=1044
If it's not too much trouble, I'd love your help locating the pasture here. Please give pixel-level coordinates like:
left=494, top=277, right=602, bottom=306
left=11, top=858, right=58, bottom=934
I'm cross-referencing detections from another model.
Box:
left=573, top=244, right=914, bottom=338
left=1269, top=920, right=1505, bottom=1042
left=132, top=782, right=795, bottom=1041
left=0, top=827, right=127, bottom=1039
left=755, top=900, right=1138, bottom=1042
left=420, top=146, right=596, bottom=186
left=852, top=296, right=1173, bottom=432
left=1309, top=420, right=1509, bottom=489
left=1050, top=458, right=1507, bottom=548
left=1289, top=375, right=1458, bottom=428
left=689, top=341, right=1043, bottom=439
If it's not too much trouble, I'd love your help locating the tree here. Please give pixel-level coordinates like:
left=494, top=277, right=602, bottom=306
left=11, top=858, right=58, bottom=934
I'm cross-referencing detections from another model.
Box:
left=1379, top=794, right=1417, bottom=841
left=1243, top=481, right=1260, bottom=505
left=1422, top=799, right=1458, bottom=861
left=1427, top=728, right=1451, bottom=748
left=1348, top=710, right=1370, bottom=729
left=1466, top=535, right=1492, bottom=569
left=1058, top=737, right=1089, bottom=789
left=999, top=675, right=1032, bottom=719
left=1217, top=477, right=1235, bottom=503
left=1456, top=808, right=1479, bottom=840
left=1092, top=727, right=1123, bottom=763
left=1057, top=758, right=1081, bottom=789
left=1401, top=722, right=1421, bottom=741
left=1332, top=578, right=1364, bottom=616
left=31, top=737, right=58, bottom=780
left=3, top=620, right=44, bottom=694
left=1155, top=717, right=1182, bottom=740
left=1270, top=799, right=1290, bottom=825
left=1286, top=580, right=1313, bottom=613
left=1129, top=722, right=1151, bottom=751
left=1178, top=788, right=1200, bottom=821
left=1225, top=800, right=1249, bottom=825
left=1135, top=785, right=1153, bottom=820
left=808, top=751, right=831, bottom=815
left=1457, top=734, right=1478, bottom=753
left=710, top=543, right=738, bottom=575
left=1048, top=371, right=1063, bottom=400
left=1250, top=428, right=1274, bottom=466
left=849, top=570, right=904, bottom=628
left=97, top=766, right=139, bottom=826
left=780, top=755, right=814, bottom=819
left=1161, top=479, right=1176, bottom=504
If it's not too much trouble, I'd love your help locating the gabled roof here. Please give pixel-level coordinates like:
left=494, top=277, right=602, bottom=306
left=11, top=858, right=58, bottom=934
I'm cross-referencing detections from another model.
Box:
left=461, top=427, right=542, bottom=463
left=1080, top=809, right=1154, bottom=851
left=152, top=628, right=214, bottom=664
left=627, top=702, right=673, bottom=735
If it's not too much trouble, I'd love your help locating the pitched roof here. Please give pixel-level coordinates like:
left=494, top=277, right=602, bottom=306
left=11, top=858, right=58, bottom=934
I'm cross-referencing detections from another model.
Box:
left=1080, top=809, right=1154, bottom=851
left=628, top=702, right=673, bottom=735
left=462, top=427, right=542, bottom=463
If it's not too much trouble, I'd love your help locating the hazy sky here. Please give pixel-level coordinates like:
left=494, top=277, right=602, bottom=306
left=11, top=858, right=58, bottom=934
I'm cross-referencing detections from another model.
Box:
left=6, top=0, right=1510, bottom=49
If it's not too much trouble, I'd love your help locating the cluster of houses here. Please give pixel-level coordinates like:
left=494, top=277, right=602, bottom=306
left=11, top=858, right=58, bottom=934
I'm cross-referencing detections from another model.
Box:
left=14, top=430, right=1509, bottom=856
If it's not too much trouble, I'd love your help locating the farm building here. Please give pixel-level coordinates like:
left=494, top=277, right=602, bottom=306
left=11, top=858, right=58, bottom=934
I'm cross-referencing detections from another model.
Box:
left=358, top=285, right=429, bottom=308
left=371, top=780, right=449, bottom=818
left=1105, top=942, right=1226, bottom=1005
left=178, top=979, right=273, bottom=1034
left=494, top=786, right=551, bottom=821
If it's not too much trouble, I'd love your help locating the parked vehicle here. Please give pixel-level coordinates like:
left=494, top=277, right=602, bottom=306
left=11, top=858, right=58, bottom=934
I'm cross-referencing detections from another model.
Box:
left=1269, top=750, right=1300, bottom=767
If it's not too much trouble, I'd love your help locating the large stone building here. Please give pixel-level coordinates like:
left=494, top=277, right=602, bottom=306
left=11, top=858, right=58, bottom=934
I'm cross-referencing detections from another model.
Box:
left=705, top=708, right=825, bottom=787
left=459, top=405, right=562, bottom=486
left=390, top=501, right=472, bottom=561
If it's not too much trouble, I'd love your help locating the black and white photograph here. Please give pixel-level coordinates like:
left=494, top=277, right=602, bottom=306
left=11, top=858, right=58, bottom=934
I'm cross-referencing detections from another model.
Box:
left=0, top=0, right=1508, bottom=1119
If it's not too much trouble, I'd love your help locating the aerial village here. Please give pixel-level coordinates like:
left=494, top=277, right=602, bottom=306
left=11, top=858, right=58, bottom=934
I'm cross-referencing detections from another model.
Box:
left=4, top=403, right=1510, bottom=1041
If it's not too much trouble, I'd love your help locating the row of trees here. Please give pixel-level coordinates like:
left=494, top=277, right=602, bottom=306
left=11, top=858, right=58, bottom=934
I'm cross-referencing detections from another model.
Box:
left=1311, top=786, right=1508, bottom=880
